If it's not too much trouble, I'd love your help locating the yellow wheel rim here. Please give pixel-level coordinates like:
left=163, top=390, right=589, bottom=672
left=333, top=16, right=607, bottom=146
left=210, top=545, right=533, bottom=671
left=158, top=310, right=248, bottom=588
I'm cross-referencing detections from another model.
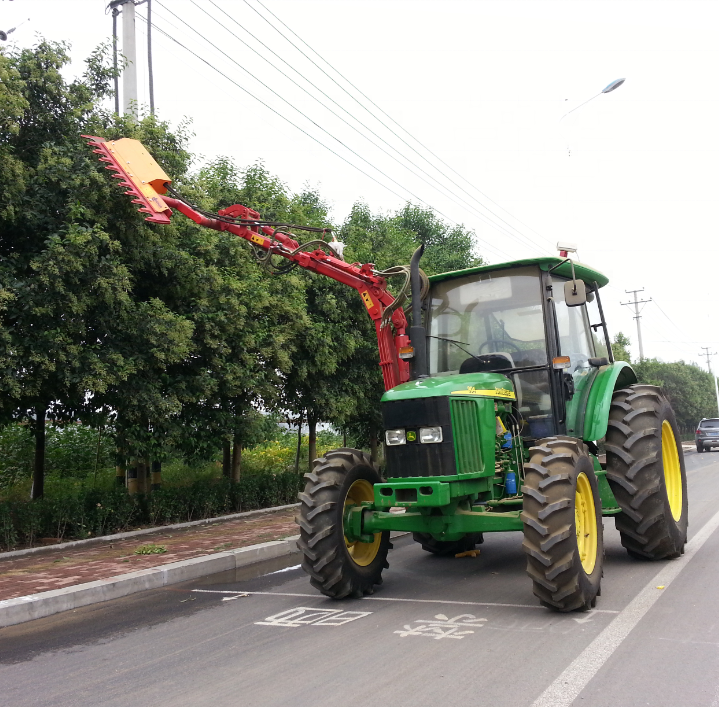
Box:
left=344, top=479, right=381, bottom=567
left=662, top=420, right=683, bottom=522
left=575, top=472, right=598, bottom=575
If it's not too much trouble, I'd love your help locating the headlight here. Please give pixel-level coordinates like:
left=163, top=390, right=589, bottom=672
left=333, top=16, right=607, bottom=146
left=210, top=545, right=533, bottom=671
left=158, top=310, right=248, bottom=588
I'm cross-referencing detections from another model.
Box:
left=419, top=426, right=443, bottom=444
left=385, top=429, right=406, bottom=446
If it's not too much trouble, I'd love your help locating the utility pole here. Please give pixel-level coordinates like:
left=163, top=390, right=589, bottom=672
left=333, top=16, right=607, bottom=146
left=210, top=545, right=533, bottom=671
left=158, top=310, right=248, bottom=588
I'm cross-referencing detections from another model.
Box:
left=111, top=5, right=120, bottom=114
left=121, top=0, right=137, bottom=116
left=621, top=289, right=652, bottom=361
left=147, top=0, right=155, bottom=115
left=699, top=347, right=719, bottom=417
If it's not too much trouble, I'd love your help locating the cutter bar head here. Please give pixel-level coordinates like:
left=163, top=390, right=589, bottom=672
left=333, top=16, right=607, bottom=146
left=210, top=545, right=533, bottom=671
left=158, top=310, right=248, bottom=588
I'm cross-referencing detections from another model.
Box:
left=83, top=135, right=173, bottom=225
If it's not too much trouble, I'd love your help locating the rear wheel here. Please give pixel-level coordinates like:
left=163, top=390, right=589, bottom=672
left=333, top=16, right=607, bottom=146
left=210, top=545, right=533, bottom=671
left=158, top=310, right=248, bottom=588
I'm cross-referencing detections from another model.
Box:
left=606, top=385, right=688, bottom=559
left=697, top=443, right=704, bottom=453
left=412, top=532, right=484, bottom=556
left=296, top=448, right=390, bottom=598
left=521, top=436, right=603, bottom=612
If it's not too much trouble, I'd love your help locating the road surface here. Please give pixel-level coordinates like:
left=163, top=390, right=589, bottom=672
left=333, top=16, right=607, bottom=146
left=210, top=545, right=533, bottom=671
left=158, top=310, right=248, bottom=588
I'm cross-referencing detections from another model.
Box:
left=2, top=449, right=719, bottom=707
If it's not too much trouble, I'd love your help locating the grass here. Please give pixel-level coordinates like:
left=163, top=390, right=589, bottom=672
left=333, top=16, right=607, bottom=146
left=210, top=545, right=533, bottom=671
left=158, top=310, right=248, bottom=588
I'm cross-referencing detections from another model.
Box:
left=134, top=543, right=167, bottom=555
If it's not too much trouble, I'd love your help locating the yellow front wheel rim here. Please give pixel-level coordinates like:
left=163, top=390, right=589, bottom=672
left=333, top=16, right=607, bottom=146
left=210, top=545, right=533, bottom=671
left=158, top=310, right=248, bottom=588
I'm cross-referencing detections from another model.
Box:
left=344, top=479, right=381, bottom=567
left=575, top=472, right=598, bottom=575
left=662, top=420, right=683, bottom=522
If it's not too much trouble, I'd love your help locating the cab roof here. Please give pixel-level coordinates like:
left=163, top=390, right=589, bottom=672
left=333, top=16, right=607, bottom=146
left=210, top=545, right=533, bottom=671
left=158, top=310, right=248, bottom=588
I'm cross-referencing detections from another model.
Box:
left=428, top=256, right=609, bottom=289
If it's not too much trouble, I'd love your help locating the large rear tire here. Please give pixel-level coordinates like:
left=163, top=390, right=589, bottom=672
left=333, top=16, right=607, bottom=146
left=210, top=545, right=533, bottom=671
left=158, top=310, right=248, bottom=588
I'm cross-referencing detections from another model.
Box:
left=296, top=448, right=390, bottom=598
left=521, top=436, right=604, bottom=612
left=606, top=385, right=688, bottom=559
left=412, top=532, right=484, bottom=556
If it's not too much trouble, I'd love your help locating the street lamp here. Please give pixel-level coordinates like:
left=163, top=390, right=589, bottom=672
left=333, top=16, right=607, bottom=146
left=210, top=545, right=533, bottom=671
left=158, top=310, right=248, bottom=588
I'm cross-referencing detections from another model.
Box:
left=561, top=77, right=626, bottom=122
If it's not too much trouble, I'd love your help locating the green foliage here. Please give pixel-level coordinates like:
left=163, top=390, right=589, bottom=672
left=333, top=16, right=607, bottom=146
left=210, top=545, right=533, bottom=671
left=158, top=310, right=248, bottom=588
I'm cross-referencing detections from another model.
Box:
left=0, top=423, right=114, bottom=488
left=634, top=358, right=719, bottom=428
left=612, top=332, right=632, bottom=363
left=134, top=543, right=167, bottom=555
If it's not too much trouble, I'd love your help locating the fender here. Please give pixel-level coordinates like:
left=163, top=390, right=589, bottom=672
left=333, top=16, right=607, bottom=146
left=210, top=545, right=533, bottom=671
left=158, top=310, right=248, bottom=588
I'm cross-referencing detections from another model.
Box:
left=582, top=361, right=637, bottom=442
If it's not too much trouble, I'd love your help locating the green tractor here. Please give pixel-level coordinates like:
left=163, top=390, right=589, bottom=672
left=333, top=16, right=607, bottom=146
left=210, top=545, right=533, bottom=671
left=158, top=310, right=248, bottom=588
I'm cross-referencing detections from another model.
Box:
left=297, top=255, right=688, bottom=611
left=84, top=136, right=687, bottom=613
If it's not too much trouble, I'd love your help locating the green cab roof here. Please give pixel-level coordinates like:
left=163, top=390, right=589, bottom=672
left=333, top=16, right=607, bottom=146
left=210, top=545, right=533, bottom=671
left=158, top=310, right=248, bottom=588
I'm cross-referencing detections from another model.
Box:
left=428, top=256, right=609, bottom=289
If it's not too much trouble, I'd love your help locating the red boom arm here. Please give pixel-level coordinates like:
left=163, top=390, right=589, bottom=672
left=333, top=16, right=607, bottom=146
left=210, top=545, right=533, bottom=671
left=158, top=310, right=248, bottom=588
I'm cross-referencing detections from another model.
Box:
left=84, top=136, right=411, bottom=391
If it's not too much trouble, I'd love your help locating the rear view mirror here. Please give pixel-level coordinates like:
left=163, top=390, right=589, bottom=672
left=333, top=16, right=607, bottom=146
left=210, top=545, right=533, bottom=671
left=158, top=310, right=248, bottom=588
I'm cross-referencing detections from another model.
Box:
left=564, top=279, right=587, bottom=307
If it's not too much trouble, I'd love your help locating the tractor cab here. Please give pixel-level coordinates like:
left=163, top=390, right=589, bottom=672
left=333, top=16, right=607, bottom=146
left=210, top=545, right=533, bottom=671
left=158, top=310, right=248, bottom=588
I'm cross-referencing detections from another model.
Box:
left=424, top=257, right=613, bottom=440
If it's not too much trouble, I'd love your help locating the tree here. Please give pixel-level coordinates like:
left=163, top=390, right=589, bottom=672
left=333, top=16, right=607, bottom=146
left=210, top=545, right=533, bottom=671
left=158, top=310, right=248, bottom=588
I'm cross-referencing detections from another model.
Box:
left=633, top=359, right=718, bottom=428
left=0, top=41, right=191, bottom=496
left=611, top=332, right=632, bottom=363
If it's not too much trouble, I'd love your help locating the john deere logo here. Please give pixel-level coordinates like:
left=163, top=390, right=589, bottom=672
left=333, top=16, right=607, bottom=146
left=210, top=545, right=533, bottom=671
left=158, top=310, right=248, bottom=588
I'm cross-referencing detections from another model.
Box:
left=407, top=431, right=417, bottom=442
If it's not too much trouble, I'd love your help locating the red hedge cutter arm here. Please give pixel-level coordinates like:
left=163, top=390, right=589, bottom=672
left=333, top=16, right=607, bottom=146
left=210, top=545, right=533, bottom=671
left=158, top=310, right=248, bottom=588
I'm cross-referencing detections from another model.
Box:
left=84, top=136, right=413, bottom=390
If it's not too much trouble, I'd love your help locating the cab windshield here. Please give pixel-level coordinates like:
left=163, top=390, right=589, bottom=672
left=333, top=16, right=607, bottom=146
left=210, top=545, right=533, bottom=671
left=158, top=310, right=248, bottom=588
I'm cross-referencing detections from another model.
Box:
left=427, top=266, right=546, bottom=376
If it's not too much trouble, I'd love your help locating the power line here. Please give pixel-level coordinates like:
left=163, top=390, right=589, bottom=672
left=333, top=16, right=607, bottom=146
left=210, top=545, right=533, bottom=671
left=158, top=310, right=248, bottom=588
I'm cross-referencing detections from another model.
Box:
left=244, top=0, right=556, bottom=254
left=187, top=0, right=534, bottom=253
left=138, top=15, right=511, bottom=260
left=153, top=1, right=513, bottom=259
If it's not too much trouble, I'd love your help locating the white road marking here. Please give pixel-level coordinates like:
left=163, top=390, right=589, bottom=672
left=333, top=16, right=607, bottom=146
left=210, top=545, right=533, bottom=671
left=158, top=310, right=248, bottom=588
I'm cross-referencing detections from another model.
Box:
left=190, top=589, right=619, bottom=613
left=711, top=681, right=719, bottom=707
left=255, top=606, right=371, bottom=627
left=531, top=506, right=719, bottom=707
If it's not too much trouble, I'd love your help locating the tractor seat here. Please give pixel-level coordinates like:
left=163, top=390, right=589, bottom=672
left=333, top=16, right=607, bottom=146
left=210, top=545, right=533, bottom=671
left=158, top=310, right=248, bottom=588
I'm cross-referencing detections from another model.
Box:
left=511, top=348, right=546, bottom=368
left=459, top=352, right=515, bottom=374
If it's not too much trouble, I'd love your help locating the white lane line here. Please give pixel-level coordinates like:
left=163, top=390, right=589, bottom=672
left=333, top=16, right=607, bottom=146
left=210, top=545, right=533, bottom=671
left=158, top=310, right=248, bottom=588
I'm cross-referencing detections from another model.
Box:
left=190, top=589, right=619, bottom=613
left=531, top=506, right=719, bottom=707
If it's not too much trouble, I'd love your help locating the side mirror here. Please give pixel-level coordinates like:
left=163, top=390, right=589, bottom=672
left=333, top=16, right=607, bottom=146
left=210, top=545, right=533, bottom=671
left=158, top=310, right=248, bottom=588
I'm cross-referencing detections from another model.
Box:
left=564, top=279, right=587, bottom=307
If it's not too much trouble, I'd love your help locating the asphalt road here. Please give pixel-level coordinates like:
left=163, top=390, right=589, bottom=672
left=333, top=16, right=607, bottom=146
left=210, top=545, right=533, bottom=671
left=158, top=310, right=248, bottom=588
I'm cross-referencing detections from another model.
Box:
left=3, top=449, right=719, bottom=707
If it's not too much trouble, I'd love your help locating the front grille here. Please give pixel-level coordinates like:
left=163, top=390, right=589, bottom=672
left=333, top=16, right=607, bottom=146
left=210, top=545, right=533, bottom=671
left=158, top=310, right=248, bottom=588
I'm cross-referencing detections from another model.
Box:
left=450, top=398, right=483, bottom=474
left=382, top=397, right=456, bottom=478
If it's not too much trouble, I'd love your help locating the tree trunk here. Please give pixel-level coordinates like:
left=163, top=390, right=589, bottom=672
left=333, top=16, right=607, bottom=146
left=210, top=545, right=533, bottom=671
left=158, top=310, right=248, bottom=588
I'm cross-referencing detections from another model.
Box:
left=231, top=434, right=241, bottom=483
left=369, top=433, right=378, bottom=463
left=31, top=405, right=46, bottom=500
left=137, top=457, right=147, bottom=494
left=308, top=413, right=317, bottom=471
left=151, top=460, right=162, bottom=490
left=343, top=429, right=347, bottom=448
left=127, top=457, right=138, bottom=495
left=115, top=446, right=126, bottom=486
left=294, top=411, right=304, bottom=474
left=222, top=439, right=231, bottom=477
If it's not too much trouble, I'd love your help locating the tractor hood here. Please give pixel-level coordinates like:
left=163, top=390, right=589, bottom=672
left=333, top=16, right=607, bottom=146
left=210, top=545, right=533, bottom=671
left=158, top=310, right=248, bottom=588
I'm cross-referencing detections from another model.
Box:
left=381, top=372, right=515, bottom=402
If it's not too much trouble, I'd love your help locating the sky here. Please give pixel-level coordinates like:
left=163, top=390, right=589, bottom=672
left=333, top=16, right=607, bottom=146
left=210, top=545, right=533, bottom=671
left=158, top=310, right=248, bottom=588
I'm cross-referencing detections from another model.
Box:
left=2, top=0, right=718, bottom=368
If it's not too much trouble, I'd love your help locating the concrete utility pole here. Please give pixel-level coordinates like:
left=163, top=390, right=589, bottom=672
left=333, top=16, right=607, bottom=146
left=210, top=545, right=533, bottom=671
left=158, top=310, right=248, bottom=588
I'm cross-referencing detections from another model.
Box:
left=621, top=289, right=652, bottom=361
left=121, top=0, right=137, bottom=116
left=699, top=347, right=719, bottom=417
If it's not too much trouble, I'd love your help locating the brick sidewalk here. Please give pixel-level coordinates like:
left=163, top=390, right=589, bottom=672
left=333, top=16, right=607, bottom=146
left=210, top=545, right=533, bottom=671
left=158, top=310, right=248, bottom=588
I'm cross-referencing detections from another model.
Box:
left=0, top=507, right=299, bottom=601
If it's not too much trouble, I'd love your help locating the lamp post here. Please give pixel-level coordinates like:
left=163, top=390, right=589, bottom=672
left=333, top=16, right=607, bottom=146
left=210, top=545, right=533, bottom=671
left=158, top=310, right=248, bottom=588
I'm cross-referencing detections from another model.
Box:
left=561, top=78, right=626, bottom=122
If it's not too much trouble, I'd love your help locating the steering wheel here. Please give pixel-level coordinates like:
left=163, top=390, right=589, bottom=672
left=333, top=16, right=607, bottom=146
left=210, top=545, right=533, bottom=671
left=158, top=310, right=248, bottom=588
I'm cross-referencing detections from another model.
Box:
left=478, top=339, right=522, bottom=354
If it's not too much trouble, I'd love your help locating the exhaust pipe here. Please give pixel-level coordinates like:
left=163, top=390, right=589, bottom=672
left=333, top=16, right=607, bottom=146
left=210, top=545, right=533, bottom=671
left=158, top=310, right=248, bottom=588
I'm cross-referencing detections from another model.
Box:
left=410, top=244, right=428, bottom=379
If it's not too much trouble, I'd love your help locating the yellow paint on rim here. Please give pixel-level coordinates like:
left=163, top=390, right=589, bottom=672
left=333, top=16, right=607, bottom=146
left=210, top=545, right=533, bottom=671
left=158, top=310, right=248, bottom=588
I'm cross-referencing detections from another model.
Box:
left=662, top=420, right=683, bottom=521
left=344, top=479, right=381, bottom=567
left=575, top=472, right=598, bottom=575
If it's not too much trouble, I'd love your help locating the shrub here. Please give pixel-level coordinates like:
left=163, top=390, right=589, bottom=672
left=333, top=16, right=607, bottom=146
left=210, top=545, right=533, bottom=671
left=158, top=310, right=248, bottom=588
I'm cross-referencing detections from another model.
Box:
left=0, top=471, right=304, bottom=551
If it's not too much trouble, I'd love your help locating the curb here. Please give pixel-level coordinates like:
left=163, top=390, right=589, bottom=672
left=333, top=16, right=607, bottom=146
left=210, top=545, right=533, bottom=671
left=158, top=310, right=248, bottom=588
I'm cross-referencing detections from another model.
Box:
left=0, top=535, right=301, bottom=629
left=0, top=503, right=301, bottom=562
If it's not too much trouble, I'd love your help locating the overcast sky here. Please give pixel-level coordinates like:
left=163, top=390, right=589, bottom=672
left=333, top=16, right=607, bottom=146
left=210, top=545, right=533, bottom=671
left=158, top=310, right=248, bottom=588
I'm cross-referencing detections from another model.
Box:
left=3, top=0, right=718, bottom=368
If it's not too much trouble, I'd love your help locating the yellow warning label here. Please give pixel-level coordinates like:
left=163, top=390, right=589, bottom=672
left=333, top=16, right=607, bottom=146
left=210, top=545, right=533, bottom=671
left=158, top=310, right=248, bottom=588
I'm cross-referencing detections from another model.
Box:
left=360, top=291, right=374, bottom=310
left=451, top=386, right=516, bottom=400
left=250, top=234, right=265, bottom=246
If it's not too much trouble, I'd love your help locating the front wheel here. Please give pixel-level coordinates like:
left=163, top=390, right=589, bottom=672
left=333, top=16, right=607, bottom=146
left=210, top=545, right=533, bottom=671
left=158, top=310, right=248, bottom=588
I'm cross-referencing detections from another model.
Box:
left=521, top=436, right=604, bottom=612
left=296, top=448, right=390, bottom=598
